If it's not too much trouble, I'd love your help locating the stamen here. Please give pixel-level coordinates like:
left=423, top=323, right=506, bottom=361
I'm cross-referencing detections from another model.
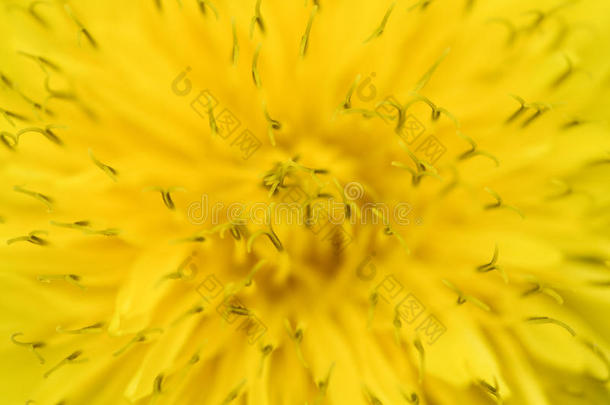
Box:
left=86, top=227, right=121, bottom=236
left=261, top=344, right=273, bottom=356
left=393, top=140, right=442, bottom=185
left=17, top=91, right=52, bottom=120
left=262, top=158, right=302, bottom=195
left=246, top=203, right=283, bottom=252
left=391, top=160, right=440, bottom=186
left=220, top=378, right=246, bottom=405
left=80, top=225, right=105, bottom=242
left=476, top=377, right=502, bottom=403
left=8, top=230, right=49, bottom=246
left=1, top=131, right=17, bottom=150
left=580, top=338, right=610, bottom=382
left=408, top=0, right=435, bottom=12
left=399, top=94, right=459, bottom=129
left=13, top=185, right=53, bottom=212
left=113, top=328, right=164, bottom=357
left=371, top=207, right=410, bottom=254
left=413, top=336, right=425, bottom=383
left=0, top=107, right=26, bottom=127
left=521, top=103, right=550, bottom=128
left=15, top=125, right=65, bottom=146
left=561, top=117, right=592, bottom=130
left=367, top=291, right=378, bottom=328
left=42, top=70, right=76, bottom=104
left=299, top=5, right=318, bottom=57
left=64, top=5, right=98, bottom=49
left=157, top=254, right=198, bottom=286
left=413, top=48, right=450, bottom=93
left=172, top=233, right=206, bottom=244
left=363, top=2, right=396, bottom=44
left=205, top=220, right=249, bottom=242
left=587, top=280, right=610, bottom=287
left=333, top=178, right=360, bottom=219
left=567, top=254, right=609, bottom=266
left=521, top=275, right=564, bottom=304
left=37, top=274, right=86, bottom=290
left=231, top=18, right=239, bottom=66
left=252, top=43, right=262, bottom=88
left=188, top=350, right=201, bottom=366
left=89, top=149, right=118, bottom=181
left=10, top=332, right=45, bottom=364
left=393, top=309, right=402, bottom=345
left=263, top=101, right=281, bottom=146
left=28, top=1, right=52, bottom=26
left=206, top=94, right=218, bottom=136
left=442, top=279, right=490, bottom=311
left=523, top=10, right=546, bottom=31
left=56, top=322, right=105, bottom=334
left=284, top=319, right=309, bottom=369
left=230, top=225, right=242, bottom=240
left=548, top=17, right=571, bottom=50
left=227, top=304, right=251, bottom=317
left=7, top=1, right=52, bottom=28
left=362, top=385, right=384, bottom=405
left=546, top=178, right=572, bottom=200
left=196, top=0, right=219, bottom=19
left=550, top=55, right=574, bottom=89
left=456, top=132, right=499, bottom=167
left=525, top=316, right=576, bottom=337
left=341, top=75, right=361, bottom=109
left=244, top=259, right=267, bottom=287
left=246, top=228, right=281, bottom=252
left=258, top=343, right=273, bottom=376
left=249, top=0, right=265, bottom=38
left=153, top=373, right=164, bottom=395
left=476, top=244, right=508, bottom=283
left=339, top=107, right=378, bottom=119
left=145, top=187, right=186, bottom=210
left=16, top=50, right=61, bottom=73
left=0, top=72, right=12, bottom=88
left=302, top=191, right=333, bottom=226
left=523, top=3, right=571, bottom=32
left=483, top=187, right=524, bottom=219
left=44, top=350, right=88, bottom=378
left=505, top=95, right=529, bottom=124
left=50, top=220, right=91, bottom=231
left=171, top=304, right=204, bottom=326
left=315, top=362, right=335, bottom=402
left=401, top=391, right=419, bottom=404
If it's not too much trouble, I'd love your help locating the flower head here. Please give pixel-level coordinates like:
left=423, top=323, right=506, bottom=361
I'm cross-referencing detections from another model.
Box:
left=1, top=0, right=610, bottom=404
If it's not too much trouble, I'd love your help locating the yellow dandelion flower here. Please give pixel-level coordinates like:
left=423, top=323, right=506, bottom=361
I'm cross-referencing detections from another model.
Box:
left=1, top=0, right=610, bottom=404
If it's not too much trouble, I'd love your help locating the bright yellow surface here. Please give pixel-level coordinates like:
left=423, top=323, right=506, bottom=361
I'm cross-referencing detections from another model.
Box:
left=1, top=0, right=609, bottom=404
